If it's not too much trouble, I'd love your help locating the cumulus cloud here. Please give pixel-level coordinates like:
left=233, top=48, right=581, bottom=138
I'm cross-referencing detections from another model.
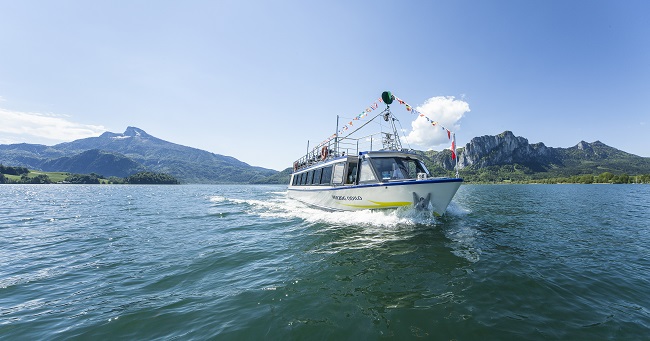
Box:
left=404, top=96, right=470, bottom=150
left=0, top=107, right=106, bottom=144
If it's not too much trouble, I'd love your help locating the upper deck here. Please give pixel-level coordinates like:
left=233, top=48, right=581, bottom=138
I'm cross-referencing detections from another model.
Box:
left=291, top=91, right=460, bottom=178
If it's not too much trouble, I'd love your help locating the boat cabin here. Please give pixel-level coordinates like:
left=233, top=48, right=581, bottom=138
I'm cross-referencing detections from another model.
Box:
left=290, top=151, right=431, bottom=187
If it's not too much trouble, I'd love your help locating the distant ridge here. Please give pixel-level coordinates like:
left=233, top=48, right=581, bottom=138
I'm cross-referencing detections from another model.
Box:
left=0, top=127, right=276, bottom=183
left=2, top=129, right=648, bottom=184
left=40, top=149, right=145, bottom=178
left=426, top=131, right=650, bottom=178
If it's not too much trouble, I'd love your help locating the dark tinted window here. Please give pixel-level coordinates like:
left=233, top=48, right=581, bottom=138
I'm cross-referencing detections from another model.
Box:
left=321, top=166, right=332, bottom=185
left=300, top=172, right=307, bottom=185
left=313, top=168, right=322, bottom=185
left=346, top=162, right=358, bottom=184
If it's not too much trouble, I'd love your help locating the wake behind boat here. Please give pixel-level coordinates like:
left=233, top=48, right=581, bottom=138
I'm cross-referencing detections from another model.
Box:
left=287, top=91, right=462, bottom=216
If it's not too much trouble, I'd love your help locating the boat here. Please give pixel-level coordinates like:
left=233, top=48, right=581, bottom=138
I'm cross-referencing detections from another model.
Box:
left=287, top=91, right=463, bottom=216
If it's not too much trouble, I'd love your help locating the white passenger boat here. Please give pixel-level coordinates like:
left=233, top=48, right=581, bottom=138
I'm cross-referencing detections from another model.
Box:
left=287, top=91, right=462, bottom=216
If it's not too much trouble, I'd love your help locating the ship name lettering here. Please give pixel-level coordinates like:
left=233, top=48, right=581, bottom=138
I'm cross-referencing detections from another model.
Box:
left=332, top=195, right=362, bottom=201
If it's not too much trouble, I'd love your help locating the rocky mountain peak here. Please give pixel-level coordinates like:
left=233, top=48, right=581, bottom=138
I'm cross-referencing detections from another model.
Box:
left=576, top=141, right=591, bottom=151
left=455, top=130, right=552, bottom=170
left=123, top=127, right=151, bottom=138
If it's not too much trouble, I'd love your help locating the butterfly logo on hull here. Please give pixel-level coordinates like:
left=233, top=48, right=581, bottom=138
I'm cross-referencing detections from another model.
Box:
left=412, top=192, right=431, bottom=210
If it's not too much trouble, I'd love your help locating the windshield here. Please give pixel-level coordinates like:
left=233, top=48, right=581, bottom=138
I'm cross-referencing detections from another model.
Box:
left=369, top=157, right=429, bottom=180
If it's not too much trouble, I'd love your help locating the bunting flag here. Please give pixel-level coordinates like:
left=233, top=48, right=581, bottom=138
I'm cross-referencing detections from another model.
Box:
left=312, top=96, right=384, bottom=151
left=309, top=93, right=458, bottom=165
left=391, top=93, right=458, bottom=161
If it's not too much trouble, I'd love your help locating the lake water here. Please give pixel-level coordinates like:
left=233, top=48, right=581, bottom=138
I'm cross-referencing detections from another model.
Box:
left=1, top=184, right=648, bottom=340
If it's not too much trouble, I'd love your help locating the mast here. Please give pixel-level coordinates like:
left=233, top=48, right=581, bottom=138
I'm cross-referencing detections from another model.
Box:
left=335, top=115, right=339, bottom=156
left=381, top=106, right=402, bottom=151
left=454, top=133, right=459, bottom=178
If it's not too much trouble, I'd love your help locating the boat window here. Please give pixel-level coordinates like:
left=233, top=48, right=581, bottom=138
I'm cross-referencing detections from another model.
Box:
left=358, top=159, right=377, bottom=183
left=312, top=168, right=322, bottom=185
left=306, top=170, right=314, bottom=185
left=321, top=166, right=333, bottom=185
left=332, top=163, right=345, bottom=185
left=300, top=172, right=307, bottom=185
left=292, top=174, right=298, bottom=186
left=346, top=162, right=358, bottom=184
left=370, top=157, right=429, bottom=180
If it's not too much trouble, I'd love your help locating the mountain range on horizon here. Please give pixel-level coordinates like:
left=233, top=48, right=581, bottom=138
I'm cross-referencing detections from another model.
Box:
left=0, top=127, right=276, bottom=183
left=1, top=127, right=649, bottom=183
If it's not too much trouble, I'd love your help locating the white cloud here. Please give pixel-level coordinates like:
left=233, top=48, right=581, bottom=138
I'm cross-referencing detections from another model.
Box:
left=0, top=107, right=106, bottom=144
left=404, top=96, right=470, bottom=150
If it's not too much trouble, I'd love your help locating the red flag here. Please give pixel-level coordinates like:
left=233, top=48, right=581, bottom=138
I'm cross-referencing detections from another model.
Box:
left=451, top=140, right=456, bottom=159
left=447, top=130, right=451, bottom=139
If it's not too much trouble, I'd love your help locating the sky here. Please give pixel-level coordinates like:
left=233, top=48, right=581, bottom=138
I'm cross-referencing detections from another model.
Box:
left=1, top=0, right=648, bottom=171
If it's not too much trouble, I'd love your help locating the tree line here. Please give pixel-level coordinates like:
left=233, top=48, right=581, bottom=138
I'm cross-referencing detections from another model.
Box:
left=0, top=164, right=29, bottom=176
left=526, top=172, right=650, bottom=184
left=1, top=165, right=179, bottom=185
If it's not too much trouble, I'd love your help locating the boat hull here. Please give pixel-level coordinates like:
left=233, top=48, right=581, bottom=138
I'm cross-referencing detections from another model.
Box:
left=287, top=178, right=462, bottom=216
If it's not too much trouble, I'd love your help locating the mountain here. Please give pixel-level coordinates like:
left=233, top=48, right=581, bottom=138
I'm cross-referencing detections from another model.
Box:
left=425, top=131, right=650, bottom=179
left=2, top=129, right=648, bottom=184
left=0, top=127, right=277, bottom=183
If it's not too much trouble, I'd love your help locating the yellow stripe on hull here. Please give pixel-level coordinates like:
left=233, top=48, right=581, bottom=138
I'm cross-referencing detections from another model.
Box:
left=341, top=200, right=411, bottom=209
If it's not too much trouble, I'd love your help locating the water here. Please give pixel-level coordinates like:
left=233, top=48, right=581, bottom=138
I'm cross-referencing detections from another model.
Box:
left=1, top=184, right=648, bottom=340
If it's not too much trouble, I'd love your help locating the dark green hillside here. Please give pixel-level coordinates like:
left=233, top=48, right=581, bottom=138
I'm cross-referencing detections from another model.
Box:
left=40, top=149, right=145, bottom=178
left=553, top=141, right=650, bottom=176
left=253, top=167, right=293, bottom=184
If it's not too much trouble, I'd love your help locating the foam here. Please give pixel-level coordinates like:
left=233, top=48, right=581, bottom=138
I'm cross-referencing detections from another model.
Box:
left=212, top=191, right=449, bottom=228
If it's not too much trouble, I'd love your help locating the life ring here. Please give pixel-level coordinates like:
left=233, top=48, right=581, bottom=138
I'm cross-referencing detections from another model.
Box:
left=321, top=146, right=328, bottom=160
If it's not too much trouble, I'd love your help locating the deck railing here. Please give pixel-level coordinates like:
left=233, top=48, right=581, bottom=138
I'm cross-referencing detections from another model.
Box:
left=293, top=133, right=388, bottom=172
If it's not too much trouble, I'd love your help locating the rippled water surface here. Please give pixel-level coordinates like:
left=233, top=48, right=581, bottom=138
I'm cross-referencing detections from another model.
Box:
left=1, top=184, right=648, bottom=340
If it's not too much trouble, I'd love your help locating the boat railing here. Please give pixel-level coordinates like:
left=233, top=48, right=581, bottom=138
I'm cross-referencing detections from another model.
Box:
left=293, top=133, right=393, bottom=172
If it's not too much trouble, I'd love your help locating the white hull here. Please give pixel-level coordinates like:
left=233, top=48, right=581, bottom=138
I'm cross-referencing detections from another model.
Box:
left=287, top=178, right=462, bottom=216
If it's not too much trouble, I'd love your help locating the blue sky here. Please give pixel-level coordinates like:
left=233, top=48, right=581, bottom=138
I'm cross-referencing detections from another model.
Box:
left=1, top=0, right=648, bottom=171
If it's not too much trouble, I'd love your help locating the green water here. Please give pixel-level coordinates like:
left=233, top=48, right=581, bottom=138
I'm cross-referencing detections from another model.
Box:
left=1, top=184, right=648, bottom=340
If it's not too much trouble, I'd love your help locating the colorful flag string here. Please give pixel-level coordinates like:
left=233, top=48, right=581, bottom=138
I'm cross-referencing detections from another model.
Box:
left=392, top=94, right=457, bottom=160
left=312, top=96, right=385, bottom=152
left=310, top=93, right=458, bottom=162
